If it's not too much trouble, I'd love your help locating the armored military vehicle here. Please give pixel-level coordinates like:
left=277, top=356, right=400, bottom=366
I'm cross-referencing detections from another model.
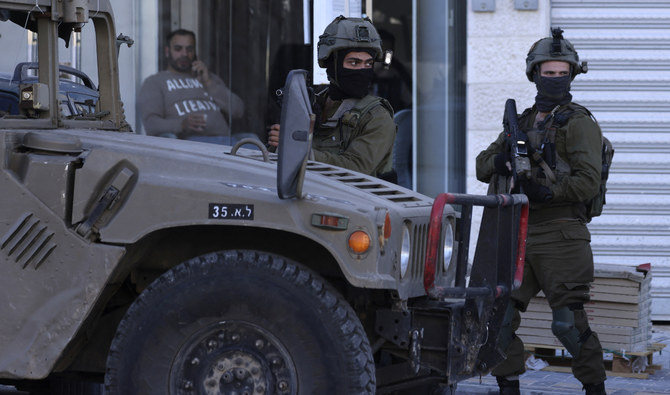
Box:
left=0, top=1, right=528, bottom=394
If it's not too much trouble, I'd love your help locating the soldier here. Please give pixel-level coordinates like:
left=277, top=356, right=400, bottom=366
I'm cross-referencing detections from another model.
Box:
left=475, top=29, right=607, bottom=395
left=139, top=29, right=244, bottom=143
left=268, top=16, right=397, bottom=180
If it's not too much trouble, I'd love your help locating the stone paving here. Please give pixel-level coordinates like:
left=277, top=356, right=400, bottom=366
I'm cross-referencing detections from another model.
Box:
left=455, top=325, right=670, bottom=395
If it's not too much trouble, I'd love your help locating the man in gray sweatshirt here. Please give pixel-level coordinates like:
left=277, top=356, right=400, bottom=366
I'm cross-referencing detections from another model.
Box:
left=139, top=29, right=244, bottom=143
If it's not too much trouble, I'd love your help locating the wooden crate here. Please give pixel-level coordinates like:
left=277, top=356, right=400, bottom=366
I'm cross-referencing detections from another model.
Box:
left=517, top=321, right=650, bottom=352
left=525, top=343, right=666, bottom=379
left=519, top=263, right=652, bottom=352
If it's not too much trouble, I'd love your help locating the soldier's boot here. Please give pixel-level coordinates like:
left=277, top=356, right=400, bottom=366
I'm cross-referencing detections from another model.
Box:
left=495, top=376, right=520, bottom=395
left=583, top=382, right=606, bottom=395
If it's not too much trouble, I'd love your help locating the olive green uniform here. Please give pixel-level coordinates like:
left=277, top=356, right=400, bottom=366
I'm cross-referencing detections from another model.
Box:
left=475, top=103, right=606, bottom=385
left=311, top=92, right=396, bottom=177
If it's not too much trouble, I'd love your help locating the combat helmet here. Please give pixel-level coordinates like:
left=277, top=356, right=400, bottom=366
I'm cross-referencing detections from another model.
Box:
left=317, top=15, right=383, bottom=68
left=525, top=27, right=587, bottom=81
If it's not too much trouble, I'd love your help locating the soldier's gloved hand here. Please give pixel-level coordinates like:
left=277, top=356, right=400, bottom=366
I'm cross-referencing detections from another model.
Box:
left=494, top=151, right=512, bottom=176
left=523, top=181, right=553, bottom=202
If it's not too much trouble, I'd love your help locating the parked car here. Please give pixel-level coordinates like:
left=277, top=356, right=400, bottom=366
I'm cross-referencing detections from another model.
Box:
left=0, top=62, right=98, bottom=118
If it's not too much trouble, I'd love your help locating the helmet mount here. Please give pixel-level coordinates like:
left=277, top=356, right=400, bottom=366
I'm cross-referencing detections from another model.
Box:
left=551, top=27, right=564, bottom=56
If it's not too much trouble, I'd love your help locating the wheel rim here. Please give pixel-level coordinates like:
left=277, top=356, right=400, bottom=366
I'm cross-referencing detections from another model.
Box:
left=169, top=320, right=297, bottom=395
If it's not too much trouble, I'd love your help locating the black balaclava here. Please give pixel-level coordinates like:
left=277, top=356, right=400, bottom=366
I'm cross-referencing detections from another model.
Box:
left=326, top=49, right=376, bottom=100
left=534, top=69, right=572, bottom=112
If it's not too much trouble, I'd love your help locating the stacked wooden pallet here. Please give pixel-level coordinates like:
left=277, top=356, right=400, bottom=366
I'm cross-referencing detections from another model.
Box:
left=518, top=263, right=652, bottom=353
left=525, top=342, right=666, bottom=379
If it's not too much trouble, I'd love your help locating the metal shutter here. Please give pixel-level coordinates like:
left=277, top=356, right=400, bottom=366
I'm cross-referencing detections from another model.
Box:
left=552, top=0, right=670, bottom=320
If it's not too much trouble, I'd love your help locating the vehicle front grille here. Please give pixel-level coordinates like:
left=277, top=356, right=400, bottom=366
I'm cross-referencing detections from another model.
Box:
left=410, top=221, right=429, bottom=280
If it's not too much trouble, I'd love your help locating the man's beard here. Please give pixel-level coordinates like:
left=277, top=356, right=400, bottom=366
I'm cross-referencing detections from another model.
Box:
left=169, top=55, right=192, bottom=73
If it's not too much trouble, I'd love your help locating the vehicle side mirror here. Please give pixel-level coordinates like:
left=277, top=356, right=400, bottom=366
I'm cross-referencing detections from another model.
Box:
left=277, top=69, right=314, bottom=199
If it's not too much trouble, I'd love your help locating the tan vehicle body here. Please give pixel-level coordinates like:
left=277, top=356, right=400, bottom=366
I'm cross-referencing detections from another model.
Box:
left=0, top=1, right=528, bottom=393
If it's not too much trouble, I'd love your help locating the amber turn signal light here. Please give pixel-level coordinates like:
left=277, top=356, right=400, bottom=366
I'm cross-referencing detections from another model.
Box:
left=348, top=230, right=371, bottom=254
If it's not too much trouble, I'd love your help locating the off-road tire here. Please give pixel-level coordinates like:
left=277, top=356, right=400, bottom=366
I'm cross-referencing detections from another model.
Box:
left=104, top=250, right=375, bottom=394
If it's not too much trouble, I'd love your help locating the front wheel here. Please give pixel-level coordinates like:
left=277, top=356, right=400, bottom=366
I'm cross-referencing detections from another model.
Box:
left=104, top=250, right=375, bottom=394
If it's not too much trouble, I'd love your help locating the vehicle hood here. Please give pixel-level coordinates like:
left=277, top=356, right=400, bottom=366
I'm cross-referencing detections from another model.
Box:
left=52, top=129, right=433, bottom=243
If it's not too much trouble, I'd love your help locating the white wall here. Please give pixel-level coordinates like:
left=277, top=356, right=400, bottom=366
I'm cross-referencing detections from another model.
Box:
left=116, top=0, right=159, bottom=134
left=114, top=0, right=139, bottom=132
left=0, top=21, right=31, bottom=71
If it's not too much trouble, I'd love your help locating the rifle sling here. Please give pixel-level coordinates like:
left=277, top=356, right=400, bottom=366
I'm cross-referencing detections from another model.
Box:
left=531, top=151, right=557, bottom=183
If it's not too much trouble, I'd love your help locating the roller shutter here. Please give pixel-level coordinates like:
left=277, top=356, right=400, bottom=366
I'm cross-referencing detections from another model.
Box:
left=552, top=0, right=670, bottom=319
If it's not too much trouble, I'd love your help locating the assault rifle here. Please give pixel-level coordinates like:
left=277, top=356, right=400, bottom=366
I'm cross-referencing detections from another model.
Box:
left=502, top=99, right=532, bottom=192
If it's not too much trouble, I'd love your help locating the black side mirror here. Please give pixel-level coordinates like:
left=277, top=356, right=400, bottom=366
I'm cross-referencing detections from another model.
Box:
left=276, top=69, right=314, bottom=199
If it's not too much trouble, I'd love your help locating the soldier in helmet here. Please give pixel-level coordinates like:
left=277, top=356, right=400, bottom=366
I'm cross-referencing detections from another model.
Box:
left=268, top=16, right=397, bottom=180
left=475, top=28, right=607, bottom=395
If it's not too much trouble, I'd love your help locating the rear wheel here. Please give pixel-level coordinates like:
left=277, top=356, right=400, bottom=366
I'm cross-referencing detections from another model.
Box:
left=104, top=250, right=375, bottom=394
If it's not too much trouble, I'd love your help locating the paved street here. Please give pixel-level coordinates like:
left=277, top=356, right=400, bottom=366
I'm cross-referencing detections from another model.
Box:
left=456, top=325, right=670, bottom=395
left=0, top=386, right=23, bottom=395
left=2, top=327, right=668, bottom=394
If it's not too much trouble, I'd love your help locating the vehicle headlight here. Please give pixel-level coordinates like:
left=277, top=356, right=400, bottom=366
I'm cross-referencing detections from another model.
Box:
left=443, top=222, right=454, bottom=272
left=400, top=225, right=411, bottom=278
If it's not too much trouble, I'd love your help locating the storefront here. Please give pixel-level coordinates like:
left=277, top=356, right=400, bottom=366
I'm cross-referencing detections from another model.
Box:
left=138, top=0, right=467, bottom=195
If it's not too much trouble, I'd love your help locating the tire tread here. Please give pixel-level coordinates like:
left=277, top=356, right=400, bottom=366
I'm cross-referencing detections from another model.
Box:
left=105, top=249, right=375, bottom=394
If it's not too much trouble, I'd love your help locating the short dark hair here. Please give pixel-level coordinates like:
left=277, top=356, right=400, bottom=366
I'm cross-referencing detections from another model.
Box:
left=166, top=29, right=196, bottom=45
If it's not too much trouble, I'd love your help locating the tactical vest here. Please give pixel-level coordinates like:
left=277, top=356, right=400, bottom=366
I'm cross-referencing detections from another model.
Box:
left=520, top=105, right=586, bottom=189
left=314, top=93, right=395, bottom=175
left=520, top=103, right=612, bottom=220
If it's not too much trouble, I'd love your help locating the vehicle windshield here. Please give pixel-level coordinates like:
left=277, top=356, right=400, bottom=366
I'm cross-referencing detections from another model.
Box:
left=0, top=10, right=100, bottom=119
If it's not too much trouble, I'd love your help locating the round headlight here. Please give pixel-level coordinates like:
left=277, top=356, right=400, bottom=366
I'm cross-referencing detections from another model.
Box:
left=443, top=223, right=454, bottom=272
left=400, top=225, right=411, bottom=278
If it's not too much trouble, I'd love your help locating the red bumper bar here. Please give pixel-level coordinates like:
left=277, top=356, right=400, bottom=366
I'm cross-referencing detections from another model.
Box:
left=424, top=193, right=529, bottom=297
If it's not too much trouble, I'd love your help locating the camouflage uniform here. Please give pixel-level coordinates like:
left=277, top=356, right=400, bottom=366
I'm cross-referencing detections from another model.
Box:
left=475, top=102, right=606, bottom=386
left=311, top=92, right=395, bottom=177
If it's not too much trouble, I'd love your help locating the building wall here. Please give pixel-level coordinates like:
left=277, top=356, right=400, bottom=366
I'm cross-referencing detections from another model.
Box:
left=115, top=0, right=142, bottom=133
left=119, top=0, right=159, bottom=134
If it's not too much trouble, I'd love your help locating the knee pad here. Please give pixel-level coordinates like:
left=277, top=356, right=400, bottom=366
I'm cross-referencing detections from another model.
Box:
left=551, top=306, right=592, bottom=358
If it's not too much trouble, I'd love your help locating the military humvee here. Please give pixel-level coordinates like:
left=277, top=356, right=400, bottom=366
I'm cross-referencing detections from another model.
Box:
left=0, top=1, right=528, bottom=394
